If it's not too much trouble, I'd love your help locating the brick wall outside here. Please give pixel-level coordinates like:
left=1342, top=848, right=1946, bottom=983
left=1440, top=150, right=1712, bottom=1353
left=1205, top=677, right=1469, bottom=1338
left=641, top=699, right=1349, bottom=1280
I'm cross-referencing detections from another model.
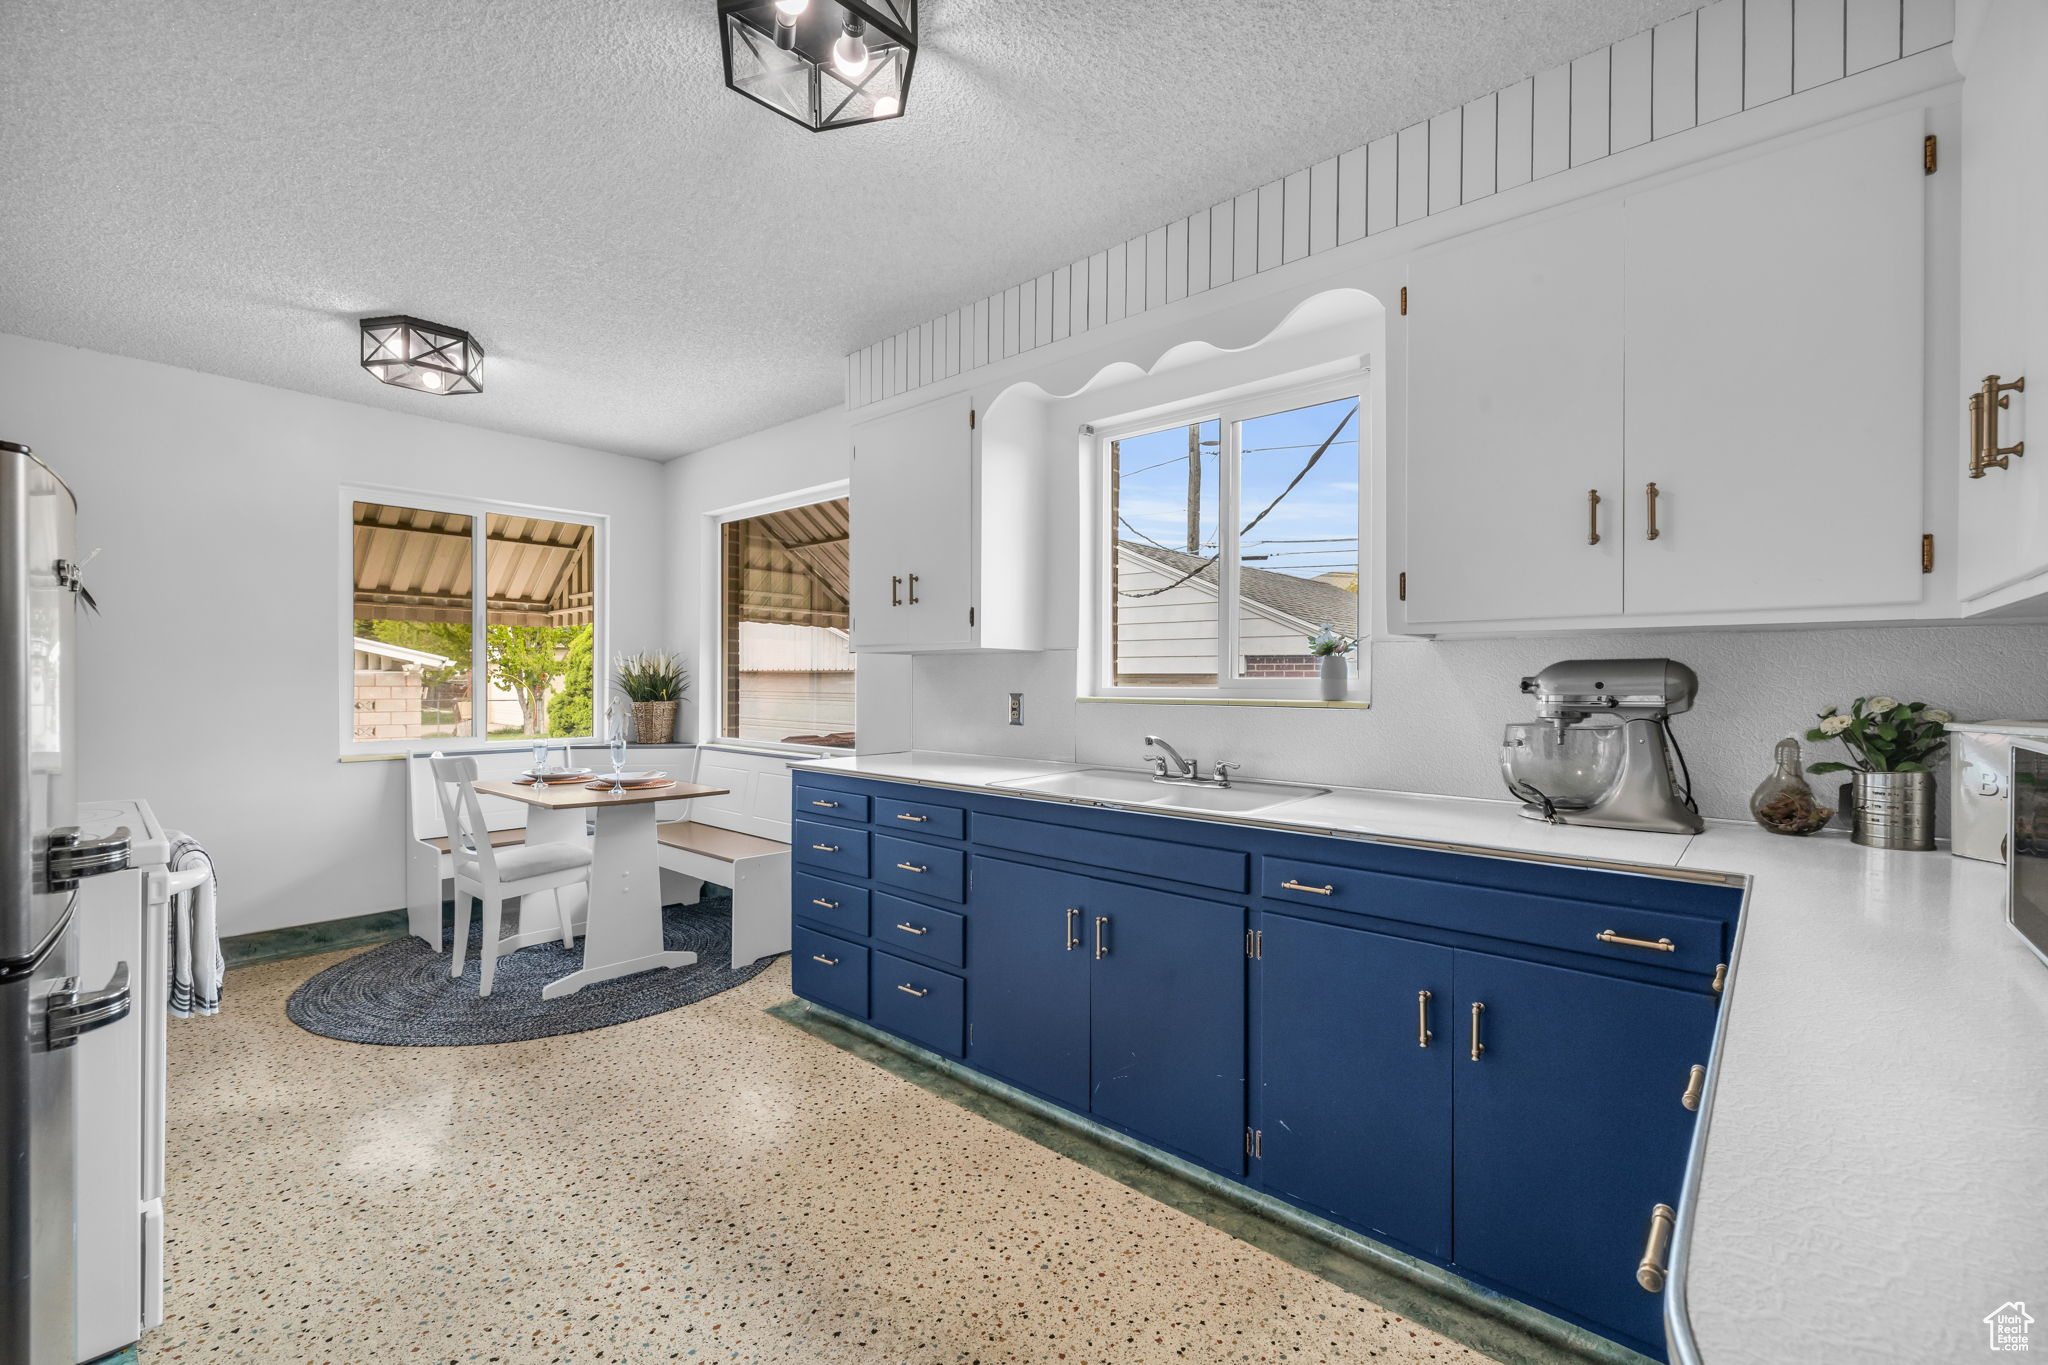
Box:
left=353, top=668, right=426, bottom=740
left=1241, top=654, right=1322, bottom=679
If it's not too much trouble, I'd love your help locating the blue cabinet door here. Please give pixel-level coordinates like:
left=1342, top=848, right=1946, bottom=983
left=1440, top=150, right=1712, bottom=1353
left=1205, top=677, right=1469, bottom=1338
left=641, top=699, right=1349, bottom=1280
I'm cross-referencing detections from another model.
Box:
left=1452, top=950, right=1715, bottom=1358
left=1087, top=880, right=1247, bottom=1175
left=964, top=858, right=1090, bottom=1109
left=1256, top=914, right=1454, bottom=1258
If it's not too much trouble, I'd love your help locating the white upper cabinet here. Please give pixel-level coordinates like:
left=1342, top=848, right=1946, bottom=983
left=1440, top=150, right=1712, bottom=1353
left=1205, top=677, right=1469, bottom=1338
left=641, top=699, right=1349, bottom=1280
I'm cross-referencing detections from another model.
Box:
left=1955, top=1, right=2048, bottom=613
left=849, top=390, right=1046, bottom=653
left=1405, top=203, right=1626, bottom=625
left=1623, top=111, right=1926, bottom=617
left=1400, top=108, right=1928, bottom=633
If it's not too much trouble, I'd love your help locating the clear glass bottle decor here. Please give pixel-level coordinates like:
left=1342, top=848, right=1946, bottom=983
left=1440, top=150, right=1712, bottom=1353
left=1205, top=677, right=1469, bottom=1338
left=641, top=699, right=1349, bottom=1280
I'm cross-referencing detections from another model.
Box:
left=1749, top=737, right=1834, bottom=836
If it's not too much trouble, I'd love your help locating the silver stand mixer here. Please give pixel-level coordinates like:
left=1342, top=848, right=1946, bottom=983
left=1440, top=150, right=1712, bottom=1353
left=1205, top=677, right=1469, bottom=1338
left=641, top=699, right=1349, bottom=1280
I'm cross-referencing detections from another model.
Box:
left=1501, top=659, right=1704, bottom=835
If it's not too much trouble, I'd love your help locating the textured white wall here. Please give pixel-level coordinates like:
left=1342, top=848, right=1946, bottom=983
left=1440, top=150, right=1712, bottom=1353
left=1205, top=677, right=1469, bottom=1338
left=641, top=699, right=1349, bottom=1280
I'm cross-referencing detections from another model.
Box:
left=912, top=625, right=2048, bottom=836
left=0, top=332, right=670, bottom=934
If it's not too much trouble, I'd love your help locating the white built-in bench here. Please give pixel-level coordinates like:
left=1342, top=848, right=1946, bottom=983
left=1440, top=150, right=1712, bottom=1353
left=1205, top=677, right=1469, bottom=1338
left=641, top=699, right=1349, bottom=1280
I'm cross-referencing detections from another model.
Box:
left=404, top=745, right=803, bottom=970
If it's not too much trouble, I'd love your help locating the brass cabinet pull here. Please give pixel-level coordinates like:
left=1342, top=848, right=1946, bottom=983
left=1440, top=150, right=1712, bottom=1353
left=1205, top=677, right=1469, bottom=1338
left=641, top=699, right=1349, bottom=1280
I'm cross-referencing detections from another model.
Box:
left=1597, top=929, right=1676, bottom=953
left=895, top=812, right=929, bottom=822
left=1280, top=879, right=1334, bottom=896
left=1587, top=489, right=1602, bottom=545
left=810, top=897, right=839, bottom=909
left=1094, top=915, right=1110, bottom=960
left=896, top=983, right=928, bottom=998
left=1681, top=1064, right=1706, bottom=1112
left=1469, top=1001, right=1485, bottom=1060
left=810, top=843, right=839, bottom=852
left=810, top=954, right=839, bottom=966
left=1637, top=1204, right=1677, bottom=1293
left=891, top=574, right=903, bottom=606
left=1712, top=962, right=1727, bottom=994
left=1065, top=907, right=1081, bottom=951
left=894, top=921, right=928, bottom=935
left=1969, top=374, right=2026, bottom=478
left=1645, top=482, right=1661, bottom=541
left=908, top=572, right=921, bottom=604
left=1417, top=989, right=1433, bottom=1047
left=895, top=861, right=928, bottom=873
left=810, top=799, right=839, bottom=808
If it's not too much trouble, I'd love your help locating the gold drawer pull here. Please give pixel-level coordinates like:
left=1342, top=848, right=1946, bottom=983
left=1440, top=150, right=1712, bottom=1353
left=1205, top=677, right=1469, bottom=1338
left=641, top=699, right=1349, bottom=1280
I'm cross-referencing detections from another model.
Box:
left=1417, top=989, right=1432, bottom=1048
left=894, top=921, right=928, bottom=935
left=810, top=843, right=839, bottom=852
left=810, top=799, right=839, bottom=807
left=1597, top=929, right=1676, bottom=953
left=810, top=897, right=839, bottom=909
left=1469, top=1001, right=1485, bottom=1060
left=895, top=812, right=929, bottom=822
left=1681, top=1064, right=1706, bottom=1112
left=1281, top=879, right=1335, bottom=895
left=896, top=983, right=928, bottom=998
left=1637, top=1204, right=1677, bottom=1293
left=895, top=861, right=928, bottom=873
left=809, top=954, right=839, bottom=966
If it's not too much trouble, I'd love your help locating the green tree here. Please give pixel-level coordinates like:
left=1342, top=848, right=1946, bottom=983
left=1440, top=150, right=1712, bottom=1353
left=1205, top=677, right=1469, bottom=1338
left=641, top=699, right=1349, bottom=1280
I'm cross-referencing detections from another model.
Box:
left=485, top=624, right=583, bottom=736
left=549, top=626, right=595, bottom=738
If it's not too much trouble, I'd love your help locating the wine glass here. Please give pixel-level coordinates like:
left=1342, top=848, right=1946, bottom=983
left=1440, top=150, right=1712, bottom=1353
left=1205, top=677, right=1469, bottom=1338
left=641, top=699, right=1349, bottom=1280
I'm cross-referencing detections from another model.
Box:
left=530, top=739, right=549, bottom=781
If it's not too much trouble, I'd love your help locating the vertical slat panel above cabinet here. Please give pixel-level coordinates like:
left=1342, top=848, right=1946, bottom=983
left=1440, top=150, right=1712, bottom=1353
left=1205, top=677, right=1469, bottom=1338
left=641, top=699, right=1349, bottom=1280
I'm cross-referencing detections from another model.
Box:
left=1570, top=48, right=1611, bottom=166
left=1404, top=203, right=1627, bottom=626
left=1653, top=12, right=1699, bottom=138
left=1035, top=272, right=1054, bottom=348
left=1106, top=242, right=1127, bottom=324
left=1901, top=0, right=1954, bottom=54
left=1165, top=219, right=1189, bottom=302
left=1234, top=190, right=1261, bottom=279
left=1337, top=147, right=1368, bottom=243
left=1397, top=122, right=1430, bottom=224
left=1086, top=252, right=1107, bottom=331
left=1051, top=268, right=1071, bottom=342
left=1532, top=64, right=1572, bottom=178
left=1845, top=0, right=1903, bottom=72
left=1794, top=0, right=1847, bottom=90
left=1210, top=197, right=1237, bottom=288
left=1610, top=30, right=1653, bottom=152
left=1130, top=232, right=1152, bottom=314
left=1496, top=78, right=1535, bottom=190
left=1281, top=169, right=1310, bottom=263
left=1697, top=0, right=1746, bottom=122
left=1744, top=0, right=1794, bottom=106
left=1462, top=94, right=1497, bottom=202
left=1308, top=157, right=1339, bottom=255
left=1428, top=108, right=1462, bottom=214
left=1259, top=180, right=1287, bottom=271
left=1188, top=208, right=1213, bottom=294
left=1622, top=111, right=1926, bottom=616
left=1365, top=134, right=1399, bottom=234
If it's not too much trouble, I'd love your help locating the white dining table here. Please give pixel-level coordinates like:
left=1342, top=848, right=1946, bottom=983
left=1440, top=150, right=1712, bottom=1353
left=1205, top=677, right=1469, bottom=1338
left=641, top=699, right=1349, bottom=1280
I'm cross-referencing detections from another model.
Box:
left=473, top=777, right=730, bottom=999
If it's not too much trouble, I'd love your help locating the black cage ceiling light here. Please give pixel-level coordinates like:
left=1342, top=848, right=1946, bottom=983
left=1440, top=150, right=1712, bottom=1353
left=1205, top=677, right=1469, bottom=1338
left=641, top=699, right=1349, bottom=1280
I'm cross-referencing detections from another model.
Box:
left=719, top=0, right=916, bottom=131
left=359, top=315, right=484, bottom=395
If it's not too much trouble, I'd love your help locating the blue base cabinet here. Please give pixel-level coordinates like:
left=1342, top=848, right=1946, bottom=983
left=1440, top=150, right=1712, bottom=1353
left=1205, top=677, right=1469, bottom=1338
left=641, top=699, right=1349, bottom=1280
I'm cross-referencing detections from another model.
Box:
left=790, top=770, right=1738, bottom=1362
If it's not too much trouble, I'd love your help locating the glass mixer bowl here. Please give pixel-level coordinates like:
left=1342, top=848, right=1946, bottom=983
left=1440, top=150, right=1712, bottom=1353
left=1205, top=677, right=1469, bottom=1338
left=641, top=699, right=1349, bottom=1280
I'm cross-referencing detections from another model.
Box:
left=1500, top=721, right=1625, bottom=811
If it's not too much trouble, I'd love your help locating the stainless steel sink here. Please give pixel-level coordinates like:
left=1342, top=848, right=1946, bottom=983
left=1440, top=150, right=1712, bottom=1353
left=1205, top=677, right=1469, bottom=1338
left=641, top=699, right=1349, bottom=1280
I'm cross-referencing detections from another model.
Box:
left=993, top=768, right=1326, bottom=815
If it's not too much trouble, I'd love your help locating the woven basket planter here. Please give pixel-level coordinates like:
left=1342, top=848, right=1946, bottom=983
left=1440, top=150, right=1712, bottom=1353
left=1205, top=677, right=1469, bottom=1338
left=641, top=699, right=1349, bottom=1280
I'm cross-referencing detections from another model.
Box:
left=633, top=699, right=679, bottom=745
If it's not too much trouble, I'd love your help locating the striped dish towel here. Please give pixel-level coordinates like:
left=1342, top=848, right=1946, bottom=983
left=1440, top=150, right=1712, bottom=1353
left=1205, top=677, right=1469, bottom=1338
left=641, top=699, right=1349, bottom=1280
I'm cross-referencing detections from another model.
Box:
left=166, top=831, right=222, bottom=1017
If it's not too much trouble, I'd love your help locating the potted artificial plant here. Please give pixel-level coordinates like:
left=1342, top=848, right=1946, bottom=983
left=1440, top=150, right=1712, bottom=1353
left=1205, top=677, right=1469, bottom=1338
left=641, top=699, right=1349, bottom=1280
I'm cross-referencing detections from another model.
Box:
left=615, top=652, right=689, bottom=745
left=1805, top=696, right=1954, bottom=850
left=1307, top=625, right=1356, bottom=703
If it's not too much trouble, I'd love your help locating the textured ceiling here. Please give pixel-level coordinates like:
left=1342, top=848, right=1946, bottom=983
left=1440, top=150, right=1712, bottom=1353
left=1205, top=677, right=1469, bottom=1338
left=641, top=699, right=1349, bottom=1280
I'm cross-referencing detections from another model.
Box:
left=0, top=0, right=1698, bottom=460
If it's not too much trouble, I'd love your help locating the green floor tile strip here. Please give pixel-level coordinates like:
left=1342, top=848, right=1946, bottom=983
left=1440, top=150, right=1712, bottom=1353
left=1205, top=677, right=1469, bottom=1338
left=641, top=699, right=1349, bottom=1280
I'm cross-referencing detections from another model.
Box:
left=223, top=909, right=412, bottom=969
left=767, top=996, right=1655, bottom=1365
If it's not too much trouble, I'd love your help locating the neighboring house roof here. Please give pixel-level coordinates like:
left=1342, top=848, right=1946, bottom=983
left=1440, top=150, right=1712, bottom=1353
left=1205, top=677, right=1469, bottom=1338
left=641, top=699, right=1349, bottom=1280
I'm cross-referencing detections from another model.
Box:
left=352, top=637, right=455, bottom=669
left=1116, top=541, right=1360, bottom=632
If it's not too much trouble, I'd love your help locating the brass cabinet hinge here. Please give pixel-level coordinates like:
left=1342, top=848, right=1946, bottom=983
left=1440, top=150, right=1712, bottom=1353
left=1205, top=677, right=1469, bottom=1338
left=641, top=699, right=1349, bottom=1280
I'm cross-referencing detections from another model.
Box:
left=1711, top=962, right=1727, bottom=994
left=1924, top=134, right=1937, bottom=175
left=1922, top=533, right=1935, bottom=574
left=1398, top=571, right=1407, bottom=601
left=1400, top=286, right=1409, bottom=316
left=968, top=606, right=976, bottom=627
left=969, top=408, right=977, bottom=429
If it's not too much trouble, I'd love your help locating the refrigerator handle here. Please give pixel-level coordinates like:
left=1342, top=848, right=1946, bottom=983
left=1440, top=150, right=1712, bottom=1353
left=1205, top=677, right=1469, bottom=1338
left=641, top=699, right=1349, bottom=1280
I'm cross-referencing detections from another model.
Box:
left=47, top=960, right=131, bottom=1049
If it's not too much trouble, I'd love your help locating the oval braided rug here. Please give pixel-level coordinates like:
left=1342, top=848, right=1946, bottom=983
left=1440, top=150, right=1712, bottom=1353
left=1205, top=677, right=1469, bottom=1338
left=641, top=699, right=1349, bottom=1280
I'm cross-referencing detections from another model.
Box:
left=286, top=893, right=773, bottom=1046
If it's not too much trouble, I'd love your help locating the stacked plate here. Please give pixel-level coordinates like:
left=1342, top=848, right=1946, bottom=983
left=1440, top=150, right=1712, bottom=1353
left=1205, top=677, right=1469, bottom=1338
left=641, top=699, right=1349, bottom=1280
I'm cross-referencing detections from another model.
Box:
left=522, top=766, right=594, bottom=786
left=586, top=770, right=674, bottom=791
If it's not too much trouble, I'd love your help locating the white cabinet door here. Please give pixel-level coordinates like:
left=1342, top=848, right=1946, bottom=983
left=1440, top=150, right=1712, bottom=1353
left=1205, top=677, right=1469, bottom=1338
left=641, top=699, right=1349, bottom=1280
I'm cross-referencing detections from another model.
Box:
left=1956, top=2, right=2048, bottom=606
left=1404, top=203, right=1626, bottom=626
left=849, top=392, right=977, bottom=651
left=1623, top=112, right=1926, bottom=616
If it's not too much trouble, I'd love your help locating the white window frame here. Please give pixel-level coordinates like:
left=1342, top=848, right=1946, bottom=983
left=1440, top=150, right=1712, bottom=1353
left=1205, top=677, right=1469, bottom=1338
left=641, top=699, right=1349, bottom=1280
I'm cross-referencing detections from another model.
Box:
left=697, top=480, right=855, bottom=757
left=1089, top=373, right=1369, bottom=702
left=339, top=485, right=607, bottom=757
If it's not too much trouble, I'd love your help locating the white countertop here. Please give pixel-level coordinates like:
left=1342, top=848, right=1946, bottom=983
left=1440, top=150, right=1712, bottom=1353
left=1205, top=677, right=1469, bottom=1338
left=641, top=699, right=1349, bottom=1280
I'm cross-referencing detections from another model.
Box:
left=810, top=751, right=2048, bottom=1363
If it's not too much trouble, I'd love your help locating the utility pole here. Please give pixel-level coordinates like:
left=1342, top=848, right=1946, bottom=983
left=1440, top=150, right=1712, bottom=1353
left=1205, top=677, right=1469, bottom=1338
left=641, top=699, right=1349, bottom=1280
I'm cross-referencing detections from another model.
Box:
left=1186, top=424, right=1202, bottom=553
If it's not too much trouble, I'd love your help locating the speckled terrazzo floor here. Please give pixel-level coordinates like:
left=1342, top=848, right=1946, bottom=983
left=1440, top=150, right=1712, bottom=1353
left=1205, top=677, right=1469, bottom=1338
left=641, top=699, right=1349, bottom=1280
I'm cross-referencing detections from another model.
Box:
left=153, top=949, right=1499, bottom=1365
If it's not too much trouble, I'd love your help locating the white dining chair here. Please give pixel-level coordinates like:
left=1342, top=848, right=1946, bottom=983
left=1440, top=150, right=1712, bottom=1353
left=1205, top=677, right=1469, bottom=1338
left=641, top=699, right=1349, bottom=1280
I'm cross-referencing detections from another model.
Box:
left=428, top=753, right=592, bottom=997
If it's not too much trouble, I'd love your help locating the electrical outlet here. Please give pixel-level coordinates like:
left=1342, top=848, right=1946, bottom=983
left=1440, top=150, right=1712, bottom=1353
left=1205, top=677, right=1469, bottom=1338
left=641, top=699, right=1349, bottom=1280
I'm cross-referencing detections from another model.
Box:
left=1008, top=692, right=1024, bottom=726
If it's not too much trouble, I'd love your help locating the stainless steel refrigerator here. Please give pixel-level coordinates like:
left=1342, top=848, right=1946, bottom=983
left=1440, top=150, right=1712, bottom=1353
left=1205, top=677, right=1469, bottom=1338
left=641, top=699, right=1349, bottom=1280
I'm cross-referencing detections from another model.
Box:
left=2, top=442, right=131, bottom=1365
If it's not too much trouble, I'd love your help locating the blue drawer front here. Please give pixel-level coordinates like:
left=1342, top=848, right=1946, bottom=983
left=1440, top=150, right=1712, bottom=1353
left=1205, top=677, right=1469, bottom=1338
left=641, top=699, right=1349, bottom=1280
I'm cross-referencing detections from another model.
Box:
left=794, top=872, right=869, bottom=938
left=798, top=790, right=870, bottom=823
left=873, top=834, right=966, bottom=903
left=873, top=892, right=966, bottom=968
left=870, top=949, right=966, bottom=1057
left=974, top=812, right=1248, bottom=894
left=792, top=925, right=869, bottom=1018
left=794, top=819, right=870, bottom=878
left=873, top=794, right=966, bottom=840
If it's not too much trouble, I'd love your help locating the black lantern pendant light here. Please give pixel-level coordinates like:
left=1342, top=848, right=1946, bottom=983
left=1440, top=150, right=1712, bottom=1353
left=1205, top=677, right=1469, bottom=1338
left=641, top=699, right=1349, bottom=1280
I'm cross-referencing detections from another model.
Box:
left=719, top=0, right=916, bottom=131
left=359, top=315, right=484, bottom=395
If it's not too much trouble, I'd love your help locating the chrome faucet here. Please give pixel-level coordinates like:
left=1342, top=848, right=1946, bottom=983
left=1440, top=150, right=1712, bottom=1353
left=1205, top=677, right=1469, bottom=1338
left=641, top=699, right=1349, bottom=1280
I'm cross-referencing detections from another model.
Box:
left=1145, top=735, right=1197, bottom=780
